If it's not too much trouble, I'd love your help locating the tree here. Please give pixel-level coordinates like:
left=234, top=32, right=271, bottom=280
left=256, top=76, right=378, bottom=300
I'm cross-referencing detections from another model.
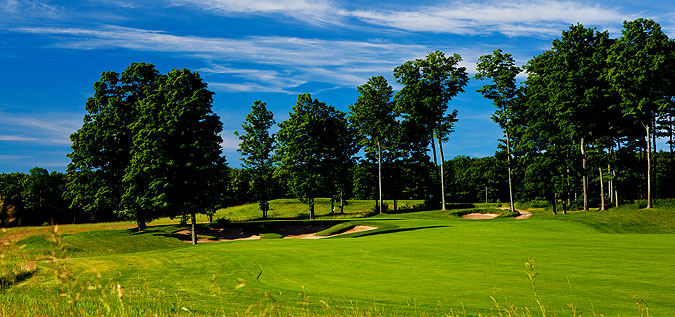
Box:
left=607, top=19, right=672, bottom=209
left=67, top=63, right=158, bottom=225
left=349, top=76, right=397, bottom=214
left=394, top=50, right=468, bottom=210
left=276, top=94, right=345, bottom=219
left=122, top=68, right=227, bottom=244
left=235, top=100, right=276, bottom=219
left=69, top=63, right=227, bottom=241
left=475, top=49, right=522, bottom=214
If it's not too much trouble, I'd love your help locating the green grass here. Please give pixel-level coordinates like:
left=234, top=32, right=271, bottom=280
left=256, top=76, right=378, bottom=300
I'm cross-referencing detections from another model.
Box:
left=214, top=198, right=424, bottom=221
left=2, top=201, right=675, bottom=315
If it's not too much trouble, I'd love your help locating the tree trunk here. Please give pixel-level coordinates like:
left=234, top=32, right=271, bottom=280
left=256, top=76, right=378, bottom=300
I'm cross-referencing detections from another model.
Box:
left=436, top=133, right=446, bottom=211
left=552, top=193, right=557, bottom=215
left=645, top=124, right=653, bottom=208
left=309, top=197, right=315, bottom=220
left=608, top=162, right=613, bottom=203
left=566, top=150, right=571, bottom=207
left=614, top=169, right=619, bottom=208
left=191, top=211, right=197, bottom=245
left=598, top=167, right=605, bottom=211
left=506, top=129, right=515, bottom=214
left=137, top=215, right=146, bottom=232
left=377, top=140, right=383, bottom=214
left=330, top=196, right=335, bottom=216
left=340, top=188, right=345, bottom=214
left=581, top=138, right=588, bottom=211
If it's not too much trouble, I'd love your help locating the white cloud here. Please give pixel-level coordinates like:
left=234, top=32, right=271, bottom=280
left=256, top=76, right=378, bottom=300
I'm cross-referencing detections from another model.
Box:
left=169, top=0, right=336, bottom=24
left=0, top=111, right=81, bottom=145
left=347, top=1, right=633, bottom=37
left=13, top=25, right=434, bottom=92
left=167, top=0, right=641, bottom=38
left=0, top=154, right=30, bottom=160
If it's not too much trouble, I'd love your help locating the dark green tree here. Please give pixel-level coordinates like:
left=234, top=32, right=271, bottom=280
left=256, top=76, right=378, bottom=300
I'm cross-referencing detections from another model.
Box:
left=122, top=68, right=226, bottom=244
left=69, top=63, right=227, bottom=240
left=349, top=76, right=397, bottom=214
left=235, top=100, right=276, bottom=219
left=67, top=63, right=159, bottom=225
left=475, top=49, right=522, bottom=214
left=276, top=94, right=344, bottom=219
left=394, top=50, right=468, bottom=210
left=607, top=19, right=673, bottom=208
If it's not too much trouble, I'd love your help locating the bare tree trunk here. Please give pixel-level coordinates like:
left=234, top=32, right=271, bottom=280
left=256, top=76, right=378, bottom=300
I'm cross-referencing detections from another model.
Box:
left=137, top=214, right=146, bottom=232
left=191, top=211, right=197, bottom=245
left=309, top=197, right=315, bottom=220
left=645, top=124, right=653, bottom=208
left=377, top=140, right=383, bottom=214
left=431, top=134, right=437, bottom=166
left=331, top=197, right=335, bottom=216
left=506, top=129, right=515, bottom=214
left=552, top=193, right=557, bottom=215
left=614, top=169, right=619, bottom=208
left=599, top=167, right=605, bottom=211
left=608, top=162, right=613, bottom=203
left=581, top=138, right=588, bottom=211
left=566, top=149, right=571, bottom=207
left=340, top=189, right=345, bottom=214
left=436, top=134, right=446, bottom=211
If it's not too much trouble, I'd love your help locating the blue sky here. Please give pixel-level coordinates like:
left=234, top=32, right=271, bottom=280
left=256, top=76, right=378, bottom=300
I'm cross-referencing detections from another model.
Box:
left=1, top=0, right=674, bottom=172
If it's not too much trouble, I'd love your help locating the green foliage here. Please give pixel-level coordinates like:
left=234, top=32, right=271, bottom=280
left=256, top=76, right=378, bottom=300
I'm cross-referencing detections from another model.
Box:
left=68, top=63, right=227, bottom=230
left=276, top=94, right=356, bottom=219
left=235, top=100, right=276, bottom=219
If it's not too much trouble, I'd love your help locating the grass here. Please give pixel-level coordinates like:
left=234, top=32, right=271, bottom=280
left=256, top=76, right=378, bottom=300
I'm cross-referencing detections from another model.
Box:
left=214, top=198, right=424, bottom=221
left=2, top=200, right=675, bottom=315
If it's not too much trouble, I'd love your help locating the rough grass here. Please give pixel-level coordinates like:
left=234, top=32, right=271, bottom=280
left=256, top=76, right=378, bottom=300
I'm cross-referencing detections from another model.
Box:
left=214, top=198, right=423, bottom=221
left=2, top=201, right=675, bottom=315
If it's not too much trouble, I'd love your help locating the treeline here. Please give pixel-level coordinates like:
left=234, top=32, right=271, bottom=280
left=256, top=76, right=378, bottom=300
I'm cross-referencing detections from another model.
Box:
left=3, top=18, right=675, bottom=229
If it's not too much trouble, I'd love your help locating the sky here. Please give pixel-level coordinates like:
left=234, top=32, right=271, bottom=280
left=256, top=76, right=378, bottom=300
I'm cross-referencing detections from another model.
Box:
left=1, top=0, right=674, bottom=172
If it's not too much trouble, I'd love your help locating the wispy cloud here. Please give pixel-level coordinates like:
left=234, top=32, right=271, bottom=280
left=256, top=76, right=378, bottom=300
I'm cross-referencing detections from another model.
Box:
left=347, top=1, right=633, bottom=37
left=13, top=25, right=434, bottom=92
left=0, top=155, right=30, bottom=160
left=168, top=0, right=640, bottom=38
left=169, top=0, right=336, bottom=25
left=0, top=0, right=62, bottom=23
left=0, top=111, right=81, bottom=146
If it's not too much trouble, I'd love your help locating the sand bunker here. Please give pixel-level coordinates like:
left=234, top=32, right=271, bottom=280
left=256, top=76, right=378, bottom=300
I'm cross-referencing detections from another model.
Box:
left=176, top=224, right=377, bottom=243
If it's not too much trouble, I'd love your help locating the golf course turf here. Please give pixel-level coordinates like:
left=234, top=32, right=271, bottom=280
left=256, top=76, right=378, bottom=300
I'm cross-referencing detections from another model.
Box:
left=2, top=201, right=675, bottom=316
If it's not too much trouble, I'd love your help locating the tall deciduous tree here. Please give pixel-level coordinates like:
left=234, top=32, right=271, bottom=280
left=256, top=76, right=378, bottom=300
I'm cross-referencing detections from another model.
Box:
left=394, top=50, right=468, bottom=210
left=475, top=49, right=522, bottom=214
left=276, top=94, right=343, bottom=219
left=349, top=76, right=397, bottom=214
left=607, top=18, right=672, bottom=209
left=122, top=68, right=226, bottom=245
left=236, top=100, right=276, bottom=219
left=67, top=63, right=157, bottom=224
left=69, top=63, right=227, bottom=242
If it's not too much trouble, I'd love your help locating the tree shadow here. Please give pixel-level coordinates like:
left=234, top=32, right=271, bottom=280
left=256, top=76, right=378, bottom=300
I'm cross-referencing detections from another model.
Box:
left=352, top=225, right=448, bottom=238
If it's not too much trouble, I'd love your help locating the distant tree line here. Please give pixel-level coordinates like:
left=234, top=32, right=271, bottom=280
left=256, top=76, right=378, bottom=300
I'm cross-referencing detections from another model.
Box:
left=2, top=18, right=675, bottom=230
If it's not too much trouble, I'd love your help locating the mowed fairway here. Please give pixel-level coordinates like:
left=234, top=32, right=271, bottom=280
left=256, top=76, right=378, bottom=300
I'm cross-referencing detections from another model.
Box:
left=4, top=205, right=675, bottom=315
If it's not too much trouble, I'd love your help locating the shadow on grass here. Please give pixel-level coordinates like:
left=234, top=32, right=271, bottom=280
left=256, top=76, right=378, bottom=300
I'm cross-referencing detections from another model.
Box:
left=353, top=225, right=448, bottom=238
left=0, top=270, right=35, bottom=290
